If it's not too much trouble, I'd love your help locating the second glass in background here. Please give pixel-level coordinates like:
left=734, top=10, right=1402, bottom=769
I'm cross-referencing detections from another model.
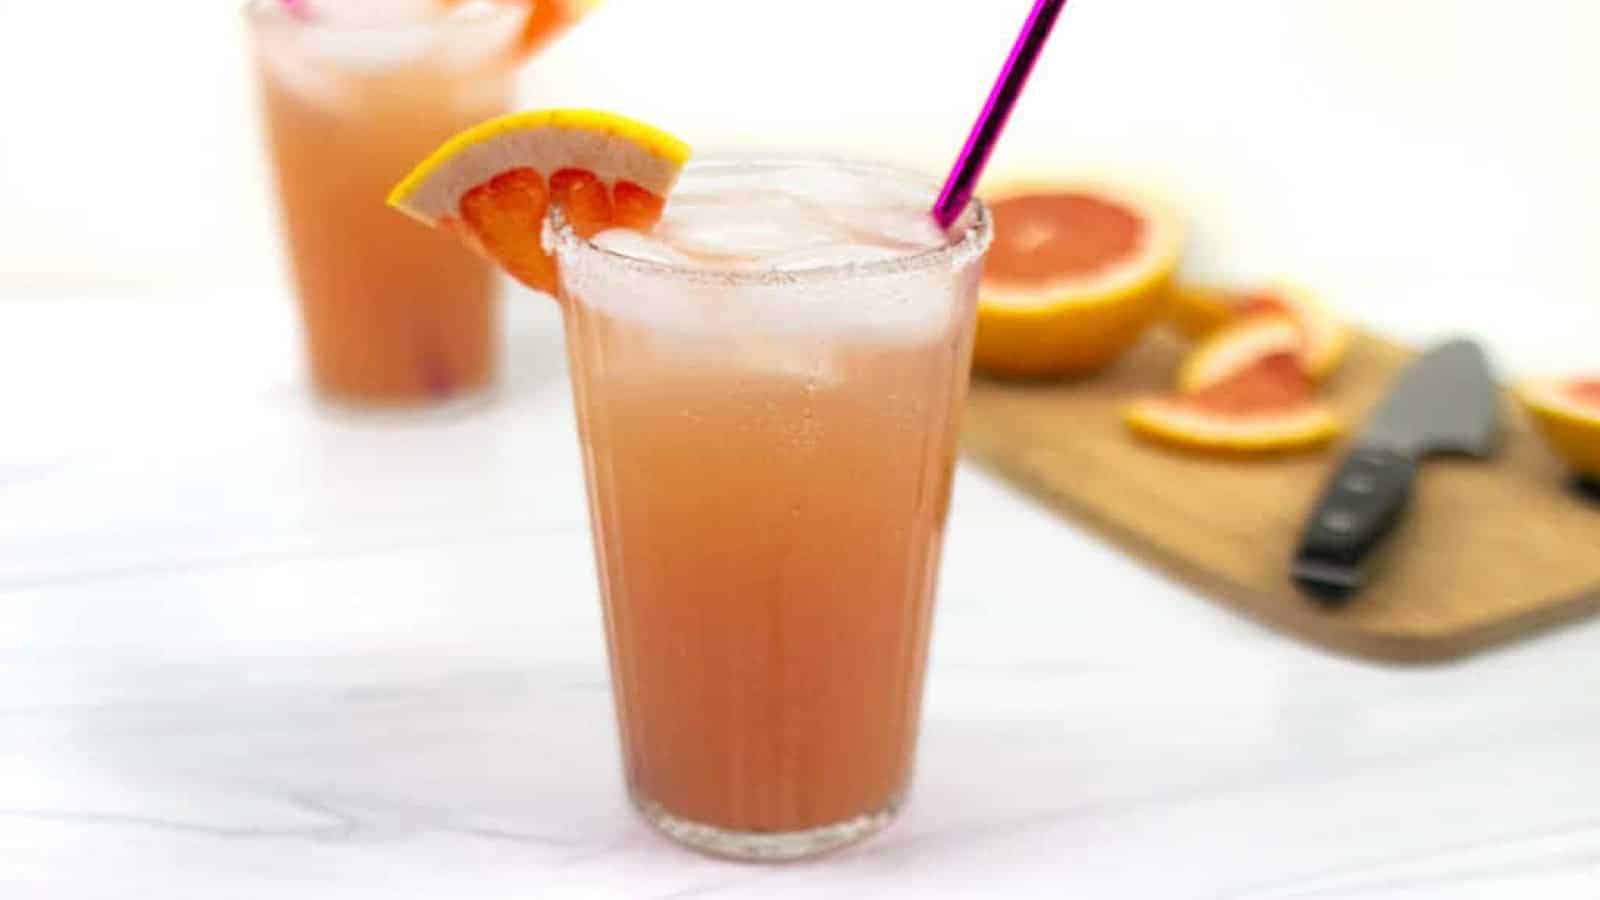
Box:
left=248, top=0, right=523, bottom=408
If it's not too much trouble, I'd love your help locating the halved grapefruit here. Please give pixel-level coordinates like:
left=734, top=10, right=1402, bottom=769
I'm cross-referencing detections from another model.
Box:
left=1518, top=378, right=1600, bottom=481
left=1125, top=351, right=1343, bottom=455
left=389, top=108, right=689, bottom=294
left=1168, top=282, right=1349, bottom=381
left=973, top=181, right=1183, bottom=378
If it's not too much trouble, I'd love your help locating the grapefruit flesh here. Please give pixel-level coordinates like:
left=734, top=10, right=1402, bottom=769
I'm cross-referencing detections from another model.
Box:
left=1178, top=315, right=1304, bottom=394
left=1185, top=351, right=1313, bottom=415
left=986, top=192, right=1145, bottom=282
left=1168, top=282, right=1349, bottom=381
left=549, top=168, right=614, bottom=238
left=1568, top=379, right=1600, bottom=407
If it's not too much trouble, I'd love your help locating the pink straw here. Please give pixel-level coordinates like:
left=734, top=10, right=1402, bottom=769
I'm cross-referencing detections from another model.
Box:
left=933, top=0, right=1068, bottom=228
left=279, top=0, right=311, bottom=18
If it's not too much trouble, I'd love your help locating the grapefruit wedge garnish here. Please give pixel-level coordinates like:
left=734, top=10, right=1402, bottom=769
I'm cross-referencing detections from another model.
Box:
left=1125, top=351, right=1343, bottom=455
left=1518, top=378, right=1600, bottom=482
left=974, top=180, right=1183, bottom=378
left=507, top=0, right=604, bottom=56
left=388, top=108, right=689, bottom=294
left=1168, top=282, right=1349, bottom=381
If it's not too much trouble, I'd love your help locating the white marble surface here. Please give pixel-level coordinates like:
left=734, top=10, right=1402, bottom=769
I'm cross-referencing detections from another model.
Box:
left=2, top=293, right=1598, bottom=898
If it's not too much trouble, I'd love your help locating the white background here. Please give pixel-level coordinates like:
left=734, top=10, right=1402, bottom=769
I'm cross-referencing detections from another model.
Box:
left=1, top=0, right=1597, bottom=372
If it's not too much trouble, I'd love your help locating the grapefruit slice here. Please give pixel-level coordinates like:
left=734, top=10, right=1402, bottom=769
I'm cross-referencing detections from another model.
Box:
left=1126, top=351, right=1343, bottom=455
left=389, top=109, right=689, bottom=293
left=1178, top=315, right=1305, bottom=394
left=974, top=181, right=1183, bottom=378
left=1518, top=378, right=1600, bottom=481
left=1168, top=282, right=1349, bottom=380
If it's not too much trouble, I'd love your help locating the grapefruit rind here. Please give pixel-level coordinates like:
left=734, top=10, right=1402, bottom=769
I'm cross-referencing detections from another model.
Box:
left=1124, top=399, right=1343, bottom=455
left=974, top=179, right=1184, bottom=378
left=1277, top=284, right=1350, bottom=381
left=388, top=109, right=690, bottom=225
left=1178, top=315, right=1303, bottom=394
left=1517, top=379, right=1600, bottom=478
left=1168, top=282, right=1349, bottom=381
left=1166, top=283, right=1237, bottom=339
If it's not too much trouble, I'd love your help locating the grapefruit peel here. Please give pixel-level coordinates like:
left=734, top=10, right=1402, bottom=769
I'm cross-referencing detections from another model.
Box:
left=1126, top=326, right=1343, bottom=456
left=1518, top=378, right=1600, bottom=480
left=1168, top=282, right=1349, bottom=381
left=1178, top=315, right=1303, bottom=394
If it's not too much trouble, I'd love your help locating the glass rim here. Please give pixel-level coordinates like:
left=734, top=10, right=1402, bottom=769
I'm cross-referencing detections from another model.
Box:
left=549, top=155, right=992, bottom=287
left=242, top=0, right=522, bottom=34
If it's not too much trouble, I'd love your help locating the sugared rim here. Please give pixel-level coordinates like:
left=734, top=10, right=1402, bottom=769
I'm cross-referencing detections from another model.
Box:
left=243, top=0, right=522, bottom=33
left=548, top=156, right=993, bottom=286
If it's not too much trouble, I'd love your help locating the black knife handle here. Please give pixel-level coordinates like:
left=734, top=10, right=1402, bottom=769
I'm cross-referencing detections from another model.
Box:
left=1292, top=448, right=1418, bottom=605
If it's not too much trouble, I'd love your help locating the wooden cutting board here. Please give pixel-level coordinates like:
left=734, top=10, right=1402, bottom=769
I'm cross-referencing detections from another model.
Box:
left=962, top=329, right=1600, bottom=663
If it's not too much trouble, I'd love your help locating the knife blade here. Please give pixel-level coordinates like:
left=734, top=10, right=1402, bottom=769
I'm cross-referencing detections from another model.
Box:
left=1292, top=339, right=1499, bottom=604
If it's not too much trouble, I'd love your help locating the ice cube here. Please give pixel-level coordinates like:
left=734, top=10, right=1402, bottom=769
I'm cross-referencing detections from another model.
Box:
left=773, top=162, right=927, bottom=208
left=654, top=161, right=945, bottom=266
left=656, top=211, right=834, bottom=261
left=665, top=164, right=787, bottom=203
left=763, top=243, right=905, bottom=272
left=819, top=203, right=947, bottom=253
left=311, top=0, right=442, bottom=26
left=435, top=1, right=526, bottom=68
left=301, top=24, right=436, bottom=70
left=286, top=0, right=521, bottom=73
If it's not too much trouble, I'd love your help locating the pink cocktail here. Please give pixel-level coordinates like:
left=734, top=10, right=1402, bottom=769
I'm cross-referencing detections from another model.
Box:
left=551, top=158, right=992, bottom=859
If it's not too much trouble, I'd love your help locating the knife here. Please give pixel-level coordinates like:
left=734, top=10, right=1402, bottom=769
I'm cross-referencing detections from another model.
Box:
left=1292, top=339, right=1499, bottom=604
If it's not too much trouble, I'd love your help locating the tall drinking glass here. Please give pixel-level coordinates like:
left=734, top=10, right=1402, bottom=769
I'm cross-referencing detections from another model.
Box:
left=247, top=1, right=521, bottom=407
left=552, top=158, right=992, bottom=859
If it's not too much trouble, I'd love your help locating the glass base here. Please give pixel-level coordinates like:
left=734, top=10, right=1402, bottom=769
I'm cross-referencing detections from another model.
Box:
left=632, top=792, right=899, bottom=861
left=308, top=382, right=496, bottom=422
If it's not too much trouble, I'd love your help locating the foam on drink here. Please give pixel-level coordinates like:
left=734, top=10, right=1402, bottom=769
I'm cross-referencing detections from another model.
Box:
left=249, top=0, right=516, bottom=403
left=575, top=160, right=970, bottom=342
left=256, top=0, right=524, bottom=106
left=597, top=160, right=948, bottom=272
